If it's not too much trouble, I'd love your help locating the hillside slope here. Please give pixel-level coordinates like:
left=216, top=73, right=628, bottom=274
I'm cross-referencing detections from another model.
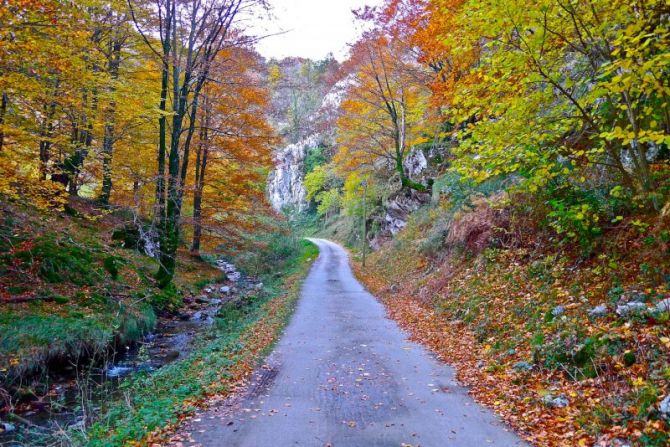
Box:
left=352, top=198, right=670, bottom=446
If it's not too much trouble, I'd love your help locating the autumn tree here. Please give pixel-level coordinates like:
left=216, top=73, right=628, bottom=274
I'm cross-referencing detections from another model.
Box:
left=129, top=0, right=269, bottom=286
left=0, top=0, right=104, bottom=203
left=188, top=46, right=276, bottom=255
left=427, top=0, right=670, bottom=198
left=335, top=32, right=434, bottom=192
left=267, top=56, right=339, bottom=143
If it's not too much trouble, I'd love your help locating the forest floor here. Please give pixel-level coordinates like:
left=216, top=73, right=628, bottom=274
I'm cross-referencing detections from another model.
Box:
left=0, top=198, right=222, bottom=382
left=166, top=239, right=526, bottom=447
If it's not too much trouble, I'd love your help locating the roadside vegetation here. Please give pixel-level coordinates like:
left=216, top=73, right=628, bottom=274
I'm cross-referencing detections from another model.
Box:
left=355, top=200, right=669, bottom=446
left=0, top=194, right=316, bottom=445
left=1, top=1, right=294, bottom=443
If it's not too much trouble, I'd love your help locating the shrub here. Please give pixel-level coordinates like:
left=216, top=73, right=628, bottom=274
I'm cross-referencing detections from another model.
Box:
left=104, top=256, right=124, bottom=280
left=538, top=333, right=606, bottom=379
left=541, top=177, right=632, bottom=250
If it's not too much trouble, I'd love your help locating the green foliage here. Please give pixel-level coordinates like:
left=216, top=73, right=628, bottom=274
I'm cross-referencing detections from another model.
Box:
left=9, top=234, right=99, bottom=285
left=540, top=176, right=632, bottom=249
left=342, top=172, right=378, bottom=217
left=303, top=146, right=328, bottom=174
left=304, top=163, right=343, bottom=218
left=537, top=334, right=600, bottom=379
left=103, top=256, right=124, bottom=280
left=304, top=165, right=327, bottom=201
left=150, top=283, right=181, bottom=309
left=450, top=0, right=670, bottom=197
left=232, top=220, right=316, bottom=279
left=433, top=171, right=509, bottom=209
left=316, top=188, right=341, bottom=217
left=547, top=201, right=603, bottom=247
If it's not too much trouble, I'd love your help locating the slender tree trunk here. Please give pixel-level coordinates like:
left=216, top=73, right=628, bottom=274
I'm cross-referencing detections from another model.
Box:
left=0, top=92, right=7, bottom=152
left=153, top=0, right=173, bottom=287
left=69, top=88, right=97, bottom=195
left=100, top=37, right=122, bottom=205
left=157, top=1, right=212, bottom=285
left=154, top=0, right=242, bottom=287
left=191, top=94, right=210, bottom=254
left=157, top=0, right=190, bottom=287
left=393, top=128, right=426, bottom=192
left=39, top=82, right=59, bottom=180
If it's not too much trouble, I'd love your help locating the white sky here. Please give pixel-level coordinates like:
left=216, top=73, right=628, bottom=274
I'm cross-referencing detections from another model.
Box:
left=248, top=0, right=384, bottom=61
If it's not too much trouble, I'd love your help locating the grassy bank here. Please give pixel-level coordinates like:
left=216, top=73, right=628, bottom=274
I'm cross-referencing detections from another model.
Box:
left=0, top=199, right=222, bottom=384
left=352, top=204, right=669, bottom=446
left=78, top=239, right=318, bottom=447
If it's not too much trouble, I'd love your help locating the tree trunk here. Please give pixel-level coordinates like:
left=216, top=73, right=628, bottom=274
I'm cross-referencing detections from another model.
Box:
left=67, top=89, right=96, bottom=196
left=393, top=126, right=426, bottom=192
left=155, top=0, right=177, bottom=288
left=0, top=92, right=7, bottom=152
left=191, top=94, right=210, bottom=254
left=153, top=1, right=174, bottom=287
left=153, top=0, right=241, bottom=287
left=39, top=83, right=59, bottom=180
left=99, top=37, right=122, bottom=205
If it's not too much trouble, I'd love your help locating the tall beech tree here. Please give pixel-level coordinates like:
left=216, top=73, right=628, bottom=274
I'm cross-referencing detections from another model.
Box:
left=129, top=0, right=268, bottom=286
left=189, top=46, right=276, bottom=254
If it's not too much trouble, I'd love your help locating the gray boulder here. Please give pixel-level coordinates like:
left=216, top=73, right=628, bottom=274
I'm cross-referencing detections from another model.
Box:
left=512, top=361, right=533, bottom=372
left=660, top=395, right=670, bottom=418
left=220, top=286, right=231, bottom=294
left=551, top=305, right=566, bottom=316
left=543, top=394, right=569, bottom=408
left=616, top=302, right=647, bottom=317
left=655, top=298, right=670, bottom=314
left=588, top=304, right=609, bottom=318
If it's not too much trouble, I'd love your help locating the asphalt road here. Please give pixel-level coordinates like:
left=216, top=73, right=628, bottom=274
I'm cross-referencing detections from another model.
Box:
left=183, top=238, right=527, bottom=447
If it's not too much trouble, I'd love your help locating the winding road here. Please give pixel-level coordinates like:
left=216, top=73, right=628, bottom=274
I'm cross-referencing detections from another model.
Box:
left=180, top=239, right=527, bottom=446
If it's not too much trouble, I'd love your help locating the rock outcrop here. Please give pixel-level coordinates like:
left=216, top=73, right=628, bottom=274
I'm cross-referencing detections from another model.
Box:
left=267, top=134, right=320, bottom=212
left=267, top=76, right=353, bottom=213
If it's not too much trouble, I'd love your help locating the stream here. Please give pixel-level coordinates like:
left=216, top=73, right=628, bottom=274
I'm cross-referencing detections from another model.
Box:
left=0, top=261, right=255, bottom=446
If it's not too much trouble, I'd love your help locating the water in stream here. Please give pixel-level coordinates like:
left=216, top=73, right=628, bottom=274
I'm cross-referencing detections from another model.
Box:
left=0, top=261, right=254, bottom=446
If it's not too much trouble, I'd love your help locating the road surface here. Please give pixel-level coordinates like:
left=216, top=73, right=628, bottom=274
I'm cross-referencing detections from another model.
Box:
left=181, top=238, right=527, bottom=447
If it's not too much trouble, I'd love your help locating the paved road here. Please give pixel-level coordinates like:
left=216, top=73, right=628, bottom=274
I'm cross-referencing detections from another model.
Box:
left=184, top=239, right=527, bottom=447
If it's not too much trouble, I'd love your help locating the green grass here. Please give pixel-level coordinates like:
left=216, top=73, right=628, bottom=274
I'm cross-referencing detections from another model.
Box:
left=1, top=198, right=317, bottom=446
left=0, top=300, right=156, bottom=378
left=0, top=229, right=159, bottom=376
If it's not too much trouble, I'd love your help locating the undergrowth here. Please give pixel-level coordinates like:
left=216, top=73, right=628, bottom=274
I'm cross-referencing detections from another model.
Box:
left=0, top=198, right=221, bottom=400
